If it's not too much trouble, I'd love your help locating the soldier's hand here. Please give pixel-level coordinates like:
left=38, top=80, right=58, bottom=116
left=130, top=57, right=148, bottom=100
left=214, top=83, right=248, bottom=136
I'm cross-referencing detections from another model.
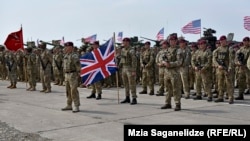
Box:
left=218, top=65, right=224, bottom=70
left=131, top=71, right=136, bottom=76
left=164, top=62, right=170, bottom=68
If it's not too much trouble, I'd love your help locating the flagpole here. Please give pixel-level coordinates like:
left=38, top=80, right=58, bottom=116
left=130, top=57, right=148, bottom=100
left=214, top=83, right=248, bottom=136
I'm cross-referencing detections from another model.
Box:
left=113, top=32, right=120, bottom=104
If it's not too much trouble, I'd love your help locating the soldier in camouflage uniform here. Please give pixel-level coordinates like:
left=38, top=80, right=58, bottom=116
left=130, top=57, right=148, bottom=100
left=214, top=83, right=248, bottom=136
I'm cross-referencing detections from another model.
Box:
left=0, top=46, right=7, bottom=80
left=119, top=38, right=138, bottom=105
left=139, top=41, right=155, bottom=95
left=15, top=49, right=24, bottom=81
left=38, top=42, right=53, bottom=93
left=6, top=51, right=17, bottom=89
left=189, top=43, right=198, bottom=91
left=25, top=47, right=37, bottom=91
left=179, top=38, right=192, bottom=99
left=53, top=46, right=64, bottom=86
left=213, top=36, right=235, bottom=104
left=86, top=41, right=103, bottom=100
left=160, top=35, right=183, bottom=111
left=61, top=42, right=81, bottom=113
left=192, top=39, right=213, bottom=101
left=235, top=37, right=250, bottom=100
left=155, top=40, right=169, bottom=96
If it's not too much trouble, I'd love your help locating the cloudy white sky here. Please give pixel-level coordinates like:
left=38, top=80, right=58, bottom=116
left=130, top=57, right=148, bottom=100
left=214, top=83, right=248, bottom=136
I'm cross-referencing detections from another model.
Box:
left=1, top=0, right=249, bottom=47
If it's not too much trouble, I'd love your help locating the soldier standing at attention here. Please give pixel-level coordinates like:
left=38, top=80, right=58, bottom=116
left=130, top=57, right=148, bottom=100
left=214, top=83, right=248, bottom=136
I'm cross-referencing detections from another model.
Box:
left=38, top=42, right=53, bottom=93
left=86, top=41, right=103, bottom=100
left=235, top=37, right=250, bottom=100
left=160, top=34, right=183, bottom=111
left=178, top=38, right=191, bottom=99
left=192, top=39, right=213, bottom=101
left=61, top=42, right=81, bottom=113
left=213, top=36, right=235, bottom=104
left=0, top=46, right=7, bottom=80
left=119, top=37, right=138, bottom=105
left=26, top=47, right=37, bottom=91
left=139, top=41, right=155, bottom=95
left=6, top=51, right=18, bottom=89
left=155, top=40, right=169, bottom=96
left=53, top=47, right=64, bottom=86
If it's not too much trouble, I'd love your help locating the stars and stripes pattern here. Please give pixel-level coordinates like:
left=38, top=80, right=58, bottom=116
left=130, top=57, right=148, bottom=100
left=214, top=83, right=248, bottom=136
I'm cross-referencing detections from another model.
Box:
left=156, top=28, right=164, bottom=41
left=244, top=16, right=250, bottom=31
left=181, top=19, right=201, bottom=34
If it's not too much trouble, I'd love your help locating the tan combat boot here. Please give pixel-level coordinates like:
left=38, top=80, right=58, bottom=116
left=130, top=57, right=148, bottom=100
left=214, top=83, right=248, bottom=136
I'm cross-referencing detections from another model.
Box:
left=29, top=87, right=36, bottom=91
left=61, top=105, right=72, bottom=111
left=26, top=87, right=32, bottom=91
left=45, top=89, right=51, bottom=93
left=40, top=89, right=46, bottom=92
left=72, top=106, right=80, bottom=113
left=10, top=83, right=17, bottom=89
left=7, top=83, right=13, bottom=88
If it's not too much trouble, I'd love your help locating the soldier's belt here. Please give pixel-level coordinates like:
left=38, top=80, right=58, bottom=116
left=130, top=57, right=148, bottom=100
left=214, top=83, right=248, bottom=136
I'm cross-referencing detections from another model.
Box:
left=65, top=70, right=76, bottom=73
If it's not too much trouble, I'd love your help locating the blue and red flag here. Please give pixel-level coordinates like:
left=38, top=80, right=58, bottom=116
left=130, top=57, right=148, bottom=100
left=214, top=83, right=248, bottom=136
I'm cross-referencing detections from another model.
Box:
left=80, top=38, right=117, bottom=86
left=181, top=19, right=201, bottom=34
left=84, top=34, right=97, bottom=43
left=117, top=32, right=123, bottom=42
left=156, top=28, right=164, bottom=41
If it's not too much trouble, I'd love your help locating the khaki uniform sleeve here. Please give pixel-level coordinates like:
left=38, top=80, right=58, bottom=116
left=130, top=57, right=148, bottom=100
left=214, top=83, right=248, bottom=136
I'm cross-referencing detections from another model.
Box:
left=212, top=48, right=219, bottom=67
left=72, top=53, right=81, bottom=73
left=202, top=51, right=212, bottom=70
left=130, top=49, right=137, bottom=72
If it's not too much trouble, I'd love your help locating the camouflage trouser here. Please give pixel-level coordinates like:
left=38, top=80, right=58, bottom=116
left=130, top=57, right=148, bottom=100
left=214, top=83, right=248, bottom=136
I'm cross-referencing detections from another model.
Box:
left=141, top=68, right=154, bottom=93
left=17, top=66, right=24, bottom=81
left=40, top=69, right=51, bottom=90
left=217, top=69, right=234, bottom=100
left=122, top=67, right=137, bottom=98
left=27, top=69, right=36, bottom=88
left=164, top=69, right=181, bottom=105
left=0, top=64, right=7, bottom=80
left=189, top=66, right=195, bottom=89
left=180, top=67, right=190, bottom=97
left=65, top=72, right=80, bottom=107
left=237, top=67, right=247, bottom=95
left=195, top=70, right=212, bottom=98
left=158, top=67, right=165, bottom=93
left=245, top=68, right=250, bottom=90
left=9, top=71, right=17, bottom=84
left=54, top=68, right=64, bottom=84
left=212, top=67, right=218, bottom=90
left=91, top=81, right=102, bottom=94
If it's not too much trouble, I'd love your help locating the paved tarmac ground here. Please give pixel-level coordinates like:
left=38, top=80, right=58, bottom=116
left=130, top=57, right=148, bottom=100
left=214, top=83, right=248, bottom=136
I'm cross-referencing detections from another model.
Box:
left=0, top=80, right=250, bottom=141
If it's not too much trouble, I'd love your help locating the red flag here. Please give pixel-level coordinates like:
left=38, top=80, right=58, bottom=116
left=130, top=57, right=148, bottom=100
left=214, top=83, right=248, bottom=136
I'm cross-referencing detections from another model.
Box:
left=4, top=27, right=24, bottom=51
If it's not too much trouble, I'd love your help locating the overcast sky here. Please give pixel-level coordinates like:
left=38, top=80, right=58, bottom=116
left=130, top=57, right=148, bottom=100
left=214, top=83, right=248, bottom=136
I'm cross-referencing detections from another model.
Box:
left=1, top=0, right=249, bottom=47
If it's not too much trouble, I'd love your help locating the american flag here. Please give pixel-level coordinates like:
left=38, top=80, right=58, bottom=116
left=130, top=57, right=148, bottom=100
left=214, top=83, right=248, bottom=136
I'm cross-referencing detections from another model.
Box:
left=181, top=19, right=201, bottom=34
left=156, top=28, right=164, bottom=41
left=60, top=36, right=65, bottom=46
left=80, top=38, right=118, bottom=86
left=84, top=34, right=97, bottom=43
left=244, top=16, right=250, bottom=31
left=117, top=32, right=123, bottom=42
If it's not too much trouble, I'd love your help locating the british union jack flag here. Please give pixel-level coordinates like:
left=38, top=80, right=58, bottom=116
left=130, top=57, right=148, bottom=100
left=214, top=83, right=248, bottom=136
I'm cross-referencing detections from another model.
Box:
left=80, top=38, right=118, bottom=86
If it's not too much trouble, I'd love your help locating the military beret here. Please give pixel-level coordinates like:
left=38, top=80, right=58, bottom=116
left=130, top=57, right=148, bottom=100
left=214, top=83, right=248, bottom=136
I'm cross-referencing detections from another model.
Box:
left=199, top=39, right=206, bottom=44
left=93, top=41, right=99, bottom=45
left=161, top=40, right=168, bottom=45
left=64, top=42, right=74, bottom=46
left=216, top=40, right=220, bottom=44
left=191, top=43, right=198, bottom=48
left=179, top=38, right=187, bottom=43
left=144, top=41, right=151, bottom=45
left=243, top=37, right=250, bottom=42
left=169, top=35, right=177, bottom=40
left=219, top=35, right=227, bottom=41
left=123, top=37, right=130, bottom=42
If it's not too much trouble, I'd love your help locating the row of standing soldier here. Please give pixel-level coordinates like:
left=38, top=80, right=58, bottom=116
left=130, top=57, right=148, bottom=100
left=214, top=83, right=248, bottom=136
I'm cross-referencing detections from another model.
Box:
left=0, top=35, right=250, bottom=111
